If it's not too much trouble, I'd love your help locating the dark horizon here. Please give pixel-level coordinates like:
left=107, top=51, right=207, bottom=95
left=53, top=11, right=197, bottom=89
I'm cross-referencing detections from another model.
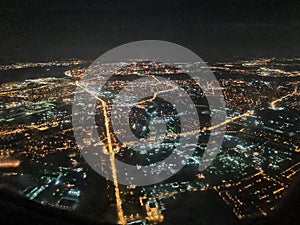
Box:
left=1, top=0, right=300, bottom=63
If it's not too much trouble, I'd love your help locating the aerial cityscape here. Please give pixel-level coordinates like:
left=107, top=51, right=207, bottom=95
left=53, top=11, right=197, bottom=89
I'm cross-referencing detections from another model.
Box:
left=0, top=57, right=299, bottom=225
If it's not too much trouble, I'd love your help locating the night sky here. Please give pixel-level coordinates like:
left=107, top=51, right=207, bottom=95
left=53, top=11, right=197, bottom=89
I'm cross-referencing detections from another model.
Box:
left=0, top=0, right=299, bottom=62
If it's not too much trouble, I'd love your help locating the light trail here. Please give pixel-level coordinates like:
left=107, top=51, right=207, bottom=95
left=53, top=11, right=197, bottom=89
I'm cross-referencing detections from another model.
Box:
left=0, top=120, right=59, bottom=136
left=136, top=85, right=178, bottom=105
left=151, top=75, right=162, bottom=83
left=76, top=83, right=126, bottom=225
left=0, top=160, right=21, bottom=168
left=205, top=111, right=252, bottom=131
left=121, top=110, right=253, bottom=146
left=0, top=85, right=48, bottom=95
left=169, top=110, right=252, bottom=137
left=271, top=84, right=298, bottom=109
left=113, top=84, right=178, bottom=109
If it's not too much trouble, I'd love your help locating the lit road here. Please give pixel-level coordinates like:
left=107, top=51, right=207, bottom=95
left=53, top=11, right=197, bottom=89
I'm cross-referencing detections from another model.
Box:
left=76, top=83, right=126, bottom=225
left=271, top=84, right=298, bottom=109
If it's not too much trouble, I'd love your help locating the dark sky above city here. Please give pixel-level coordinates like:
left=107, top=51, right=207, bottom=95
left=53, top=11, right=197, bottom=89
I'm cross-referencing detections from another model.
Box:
left=0, top=0, right=299, bottom=62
